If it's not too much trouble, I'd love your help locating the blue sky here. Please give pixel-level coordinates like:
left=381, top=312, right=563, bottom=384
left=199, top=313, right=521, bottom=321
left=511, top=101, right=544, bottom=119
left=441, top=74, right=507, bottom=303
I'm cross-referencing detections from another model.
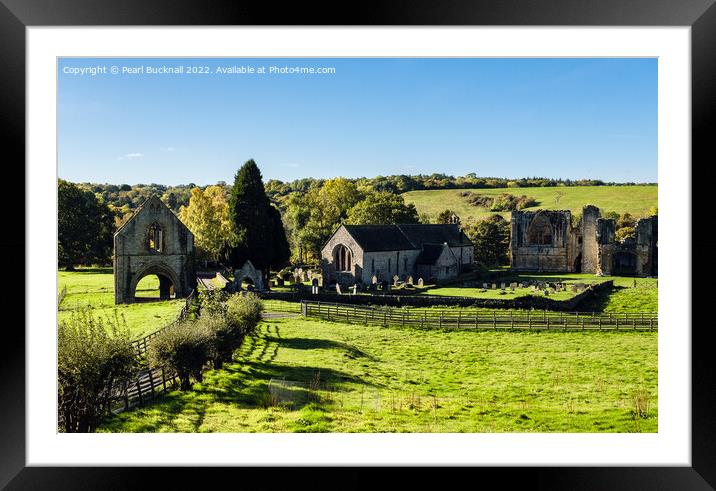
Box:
left=58, top=57, right=657, bottom=185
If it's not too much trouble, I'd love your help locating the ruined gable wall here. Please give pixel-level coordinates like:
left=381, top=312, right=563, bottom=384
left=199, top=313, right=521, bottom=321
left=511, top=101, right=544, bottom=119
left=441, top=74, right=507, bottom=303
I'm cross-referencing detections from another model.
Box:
left=510, top=210, right=573, bottom=272
left=114, top=198, right=195, bottom=304
left=596, top=218, right=616, bottom=275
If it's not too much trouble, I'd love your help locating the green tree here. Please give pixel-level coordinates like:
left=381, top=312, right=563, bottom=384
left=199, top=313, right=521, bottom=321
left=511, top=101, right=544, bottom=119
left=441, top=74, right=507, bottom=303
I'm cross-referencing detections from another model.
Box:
left=58, top=179, right=116, bottom=270
left=436, top=209, right=460, bottom=224
left=463, top=215, right=510, bottom=266
left=345, top=191, right=419, bottom=225
left=224, top=160, right=290, bottom=284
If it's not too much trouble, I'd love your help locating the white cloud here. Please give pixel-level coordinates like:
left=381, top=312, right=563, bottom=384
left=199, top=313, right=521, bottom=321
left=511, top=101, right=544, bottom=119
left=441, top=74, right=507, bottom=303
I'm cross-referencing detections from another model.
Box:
left=280, top=162, right=300, bottom=168
left=123, top=152, right=144, bottom=159
left=160, top=147, right=175, bottom=152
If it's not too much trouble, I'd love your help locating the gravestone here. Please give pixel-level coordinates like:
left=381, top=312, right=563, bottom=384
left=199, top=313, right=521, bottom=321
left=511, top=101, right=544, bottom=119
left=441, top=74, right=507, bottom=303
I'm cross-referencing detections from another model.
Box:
left=483, top=283, right=488, bottom=289
left=276, top=277, right=284, bottom=287
left=372, top=275, right=378, bottom=285
left=510, top=283, right=516, bottom=292
left=407, top=276, right=413, bottom=285
left=351, top=285, right=358, bottom=294
left=393, top=275, right=400, bottom=285
left=491, top=283, right=497, bottom=290
left=335, top=283, right=342, bottom=294
left=417, top=278, right=424, bottom=287
left=544, top=289, right=549, bottom=296
left=500, top=283, right=506, bottom=290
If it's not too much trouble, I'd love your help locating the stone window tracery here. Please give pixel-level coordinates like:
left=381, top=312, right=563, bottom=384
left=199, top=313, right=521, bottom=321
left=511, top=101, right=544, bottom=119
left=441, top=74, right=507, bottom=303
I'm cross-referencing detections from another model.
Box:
left=527, top=214, right=553, bottom=246
left=334, top=244, right=352, bottom=272
left=148, top=223, right=163, bottom=252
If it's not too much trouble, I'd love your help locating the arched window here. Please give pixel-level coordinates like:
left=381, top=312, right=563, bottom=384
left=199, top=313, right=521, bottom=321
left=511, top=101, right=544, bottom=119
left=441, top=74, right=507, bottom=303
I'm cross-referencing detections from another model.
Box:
left=527, top=214, right=553, bottom=246
left=148, top=223, right=163, bottom=252
left=334, top=244, right=352, bottom=272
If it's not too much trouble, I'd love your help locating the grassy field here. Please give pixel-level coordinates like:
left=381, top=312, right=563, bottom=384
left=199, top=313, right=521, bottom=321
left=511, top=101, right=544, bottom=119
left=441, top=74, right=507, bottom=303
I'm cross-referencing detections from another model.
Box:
left=402, top=185, right=657, bottom=222
left=99, top=316, right=657, bottom=433
left=58, top=268, right=185, bottom=338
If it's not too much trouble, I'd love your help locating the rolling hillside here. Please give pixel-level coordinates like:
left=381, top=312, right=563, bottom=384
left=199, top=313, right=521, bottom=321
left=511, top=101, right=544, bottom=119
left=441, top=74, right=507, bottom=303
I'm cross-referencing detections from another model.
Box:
left=402, top=185, right=657, bottom=222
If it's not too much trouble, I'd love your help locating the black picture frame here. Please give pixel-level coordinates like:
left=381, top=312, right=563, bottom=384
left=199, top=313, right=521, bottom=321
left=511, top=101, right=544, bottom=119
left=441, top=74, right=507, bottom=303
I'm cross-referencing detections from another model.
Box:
left=2, top=0, right=710, bottom=488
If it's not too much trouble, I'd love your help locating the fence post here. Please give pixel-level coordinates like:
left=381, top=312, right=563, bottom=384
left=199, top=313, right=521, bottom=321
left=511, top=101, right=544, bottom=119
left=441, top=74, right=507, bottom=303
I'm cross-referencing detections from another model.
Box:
left=162, top=367, right=167, bottom=392
left=123, top=380, right=129, bottom=411
left=148, top=370, right=155, bottom=398
left=136, top=374, right=143, bottom=405
left=439, top=313, right=443, bottom=329
left=475, top=314, right=479, bottom=329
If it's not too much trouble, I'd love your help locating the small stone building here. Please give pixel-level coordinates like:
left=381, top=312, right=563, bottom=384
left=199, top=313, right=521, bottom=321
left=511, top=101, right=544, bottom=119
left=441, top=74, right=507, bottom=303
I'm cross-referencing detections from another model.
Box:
left=321, top=223, right=474, bottom=286
left=114, top=195, right=196, bottom=303
left=510, top=205, right=657, bottom=276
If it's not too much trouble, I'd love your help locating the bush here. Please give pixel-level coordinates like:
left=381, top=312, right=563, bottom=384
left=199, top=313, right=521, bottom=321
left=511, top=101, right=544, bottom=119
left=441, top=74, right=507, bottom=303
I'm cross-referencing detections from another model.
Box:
left=147, top=321, right=211, bottom=391
left=197, top=311, right=238, bottom=369
left=58, top=310, right=137, bottom=433
left=226, top=293, right=264, bottom=333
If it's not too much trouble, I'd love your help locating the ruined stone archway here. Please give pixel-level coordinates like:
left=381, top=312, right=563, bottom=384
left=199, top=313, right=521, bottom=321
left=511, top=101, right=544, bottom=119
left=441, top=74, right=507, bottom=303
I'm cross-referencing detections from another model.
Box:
left=130, top=263, right=181, bottom=301
left=234, top=260, right=264, bottom=291
left=114, top=196, right=196, bottom=304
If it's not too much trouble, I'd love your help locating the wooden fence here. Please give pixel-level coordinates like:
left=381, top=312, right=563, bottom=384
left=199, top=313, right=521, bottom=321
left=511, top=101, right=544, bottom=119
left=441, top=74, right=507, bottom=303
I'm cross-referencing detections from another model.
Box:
left=131, top=289, right=196, bottom=356
left=301, top=300, right=658, bottom=331
left=100, top=290, right=196, bottom=417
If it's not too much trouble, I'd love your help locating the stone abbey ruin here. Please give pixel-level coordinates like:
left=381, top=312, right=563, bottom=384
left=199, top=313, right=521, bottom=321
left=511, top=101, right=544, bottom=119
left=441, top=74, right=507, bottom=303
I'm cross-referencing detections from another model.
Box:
left=114, top=196, right=196, bottom=304
left=112, top=197, right=657, bottom=303
left=510, top=205, right=657, bottom=276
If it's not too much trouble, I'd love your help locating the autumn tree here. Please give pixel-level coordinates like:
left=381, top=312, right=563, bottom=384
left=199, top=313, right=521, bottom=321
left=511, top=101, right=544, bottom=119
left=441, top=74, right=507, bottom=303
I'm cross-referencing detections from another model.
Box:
left=178, top=185, right=232, bottom=262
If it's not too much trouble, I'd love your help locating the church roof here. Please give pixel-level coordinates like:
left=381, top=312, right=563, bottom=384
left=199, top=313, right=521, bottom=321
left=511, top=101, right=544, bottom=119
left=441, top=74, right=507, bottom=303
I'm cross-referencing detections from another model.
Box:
left=396, top=224, right=473, bottom=248
left=342, top=224, right=416, bottom=252
left=340, top=223, right=472, bottom=253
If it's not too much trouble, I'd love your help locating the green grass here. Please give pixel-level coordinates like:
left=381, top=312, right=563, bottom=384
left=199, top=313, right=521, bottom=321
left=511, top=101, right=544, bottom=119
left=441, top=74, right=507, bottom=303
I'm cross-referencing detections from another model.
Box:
left=402, top=185, right=658, bottom=222
left=99, top=316, right=657, bottom=433
left=58, top=268, right=185, bottom=338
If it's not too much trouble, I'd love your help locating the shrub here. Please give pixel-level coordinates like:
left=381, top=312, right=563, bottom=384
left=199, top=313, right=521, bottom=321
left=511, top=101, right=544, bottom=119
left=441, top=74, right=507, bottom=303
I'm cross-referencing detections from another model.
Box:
left=196, top=311, right=238, bottom=369
left=58, top=310, right=137, bottom=433
left=226, top=293, right=264, bottom=335
left=147, top=321, right=211, bottom=391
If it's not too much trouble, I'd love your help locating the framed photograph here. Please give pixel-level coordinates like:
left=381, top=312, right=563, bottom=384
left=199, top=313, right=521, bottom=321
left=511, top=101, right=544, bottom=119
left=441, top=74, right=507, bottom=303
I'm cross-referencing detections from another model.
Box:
left=4, top=0, right=712, bottom=487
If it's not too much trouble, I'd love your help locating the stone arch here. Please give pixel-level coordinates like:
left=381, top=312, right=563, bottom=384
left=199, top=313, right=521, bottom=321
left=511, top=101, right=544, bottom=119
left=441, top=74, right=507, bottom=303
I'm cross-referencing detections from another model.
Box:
left=129, top=262, right=182, bottom=301
left=527, top=212, right=554, bottom=246
left=613, top=250, right=637, bottom=276
left=332, top=243, right=354, bottom=272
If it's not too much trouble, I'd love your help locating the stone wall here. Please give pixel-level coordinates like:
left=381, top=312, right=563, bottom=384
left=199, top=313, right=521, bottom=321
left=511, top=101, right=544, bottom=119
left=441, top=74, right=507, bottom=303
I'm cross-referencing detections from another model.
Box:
left=510, top=210, right=573, bottom=272
left=635, top=216, right=658, bottom=276
left=580, top=205, right=601, bottom=273
left=114, top=196, right=195, bottom=304
left=320, top=226, right=365, bottom=286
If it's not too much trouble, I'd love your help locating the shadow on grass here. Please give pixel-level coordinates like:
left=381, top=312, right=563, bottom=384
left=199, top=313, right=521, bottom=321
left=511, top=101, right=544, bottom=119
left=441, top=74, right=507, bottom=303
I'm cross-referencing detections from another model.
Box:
left=264, top=336, right=378, bottom=361
left=100, top=325, right=375, bottom=432
left=573, top=285, right=621, bottom=312
left=62, top=267, right=113, bottom=274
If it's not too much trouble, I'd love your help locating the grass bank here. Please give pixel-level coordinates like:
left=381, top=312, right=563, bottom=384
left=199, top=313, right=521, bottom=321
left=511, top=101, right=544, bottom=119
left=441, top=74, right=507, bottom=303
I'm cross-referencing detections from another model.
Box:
left=99, top=317, right=657, bottom=433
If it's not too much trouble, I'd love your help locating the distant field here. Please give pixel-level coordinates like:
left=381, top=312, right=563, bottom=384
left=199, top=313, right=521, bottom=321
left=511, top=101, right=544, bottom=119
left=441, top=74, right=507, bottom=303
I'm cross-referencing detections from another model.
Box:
left=58, top=268, right=184, bottom=338
left=99, top=317, right=657, bottom=433
left=402, top=185, right=658, bottom=222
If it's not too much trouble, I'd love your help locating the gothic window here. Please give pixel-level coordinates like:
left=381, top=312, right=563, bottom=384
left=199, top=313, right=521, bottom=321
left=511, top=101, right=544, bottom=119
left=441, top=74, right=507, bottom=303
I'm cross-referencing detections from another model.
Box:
left=527, top=214, right=553, bottom=246
left=148, top=223, right=163, bottom=252
left=334, top=244, right=352, bottom=272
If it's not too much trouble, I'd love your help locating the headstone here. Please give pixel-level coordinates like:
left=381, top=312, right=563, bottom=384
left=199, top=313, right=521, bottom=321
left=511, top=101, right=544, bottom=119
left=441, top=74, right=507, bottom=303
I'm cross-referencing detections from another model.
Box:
left=571, top=285, right=578, bottom=293
left=393, top=275, right=400, bottom=285
left=500, top=283, right=506, bottom=290
left=355, top=283, right=362, bottom=293
left=351, top=285, right=358, bottom=294
left=510, top=283, right=516, bottom=292
left=544, top=289, right=549, bottom=296
left=372, top=275, right=378, bottom=285
left=483, top=283, right=488, bottom=289
left=335, top=283, right=342, bottom=294
left=276, top=277, right=284, bottom=287
left=407, top=276, right=414, bottom=285
left=417, top=278, right=424, bottom=287
left=491, top=283, right=497, bottom=290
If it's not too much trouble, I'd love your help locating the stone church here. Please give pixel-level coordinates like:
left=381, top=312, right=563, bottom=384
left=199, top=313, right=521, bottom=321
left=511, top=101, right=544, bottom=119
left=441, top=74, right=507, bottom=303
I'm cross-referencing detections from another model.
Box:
left=321, top=223, right=474, bottom=286
left=114, top=195, right=196, bottom=303
left=510, top=205, right=657, bottom=276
